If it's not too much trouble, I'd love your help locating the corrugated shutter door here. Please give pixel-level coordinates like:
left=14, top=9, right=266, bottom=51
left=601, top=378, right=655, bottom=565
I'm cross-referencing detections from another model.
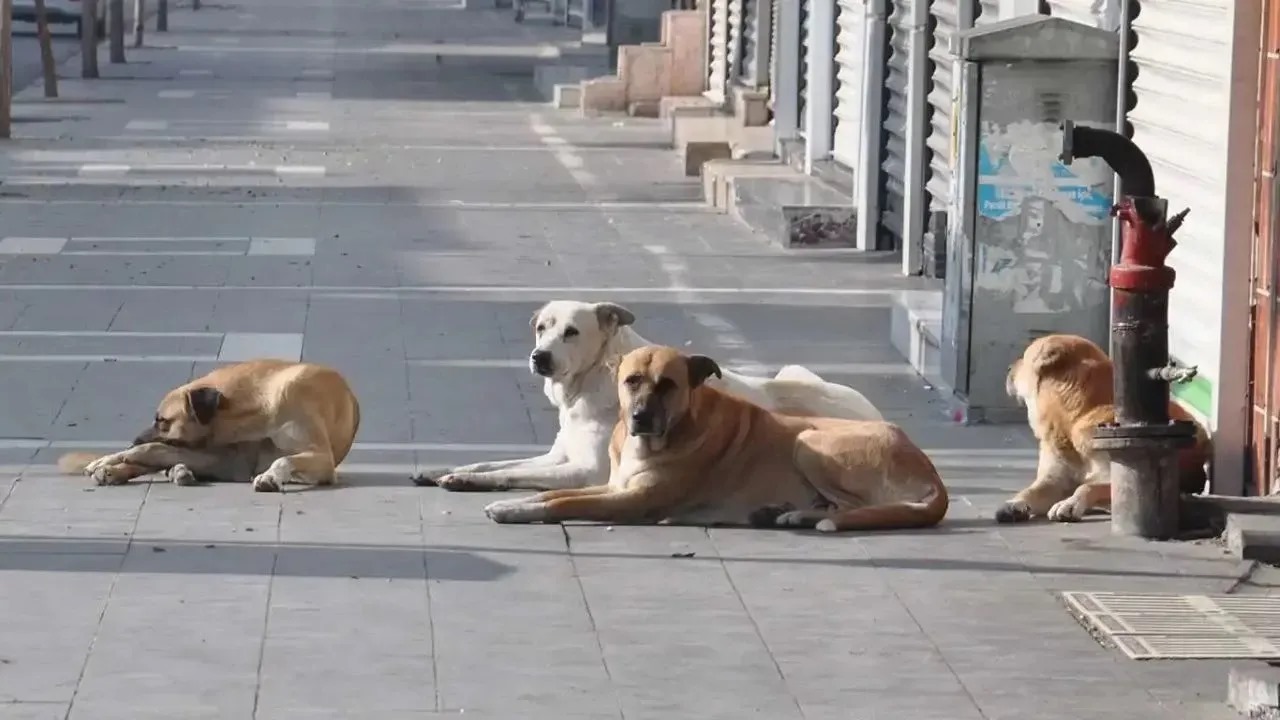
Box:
left=878, top=0, right=911, bottom=248
left=799, top=0, right=811, bottom=133
left=768, top=0, right=780, bottom=108
left=1128, top=0, right=1232, bottom=404
left=924, top=0, right=959, bottom=213
left=728, top=0, right=745, bottom=82
left=708, top=0, right=730, bottom=103
left=831, top=0, right=867, bottom=167
left=741, top=0, right=760, bottom=85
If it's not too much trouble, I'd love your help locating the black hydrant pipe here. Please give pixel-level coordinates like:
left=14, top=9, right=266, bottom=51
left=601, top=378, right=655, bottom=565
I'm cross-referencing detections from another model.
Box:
left=1059, top=120, right=1156, bottom=199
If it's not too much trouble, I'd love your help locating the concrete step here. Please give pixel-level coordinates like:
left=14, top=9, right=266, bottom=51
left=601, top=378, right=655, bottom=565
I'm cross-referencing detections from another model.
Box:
left=729, top=174, right=856, bottom=249
left=627, top=99, right=660, bottom=118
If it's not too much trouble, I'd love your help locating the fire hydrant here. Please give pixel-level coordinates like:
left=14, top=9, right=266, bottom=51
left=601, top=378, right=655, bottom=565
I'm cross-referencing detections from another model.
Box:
left=1059, top=120, right=1200, bottom=540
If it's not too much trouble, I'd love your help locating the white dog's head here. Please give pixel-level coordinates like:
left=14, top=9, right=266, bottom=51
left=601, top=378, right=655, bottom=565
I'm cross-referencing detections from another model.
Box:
left=528, top=300, right=636, bottom=380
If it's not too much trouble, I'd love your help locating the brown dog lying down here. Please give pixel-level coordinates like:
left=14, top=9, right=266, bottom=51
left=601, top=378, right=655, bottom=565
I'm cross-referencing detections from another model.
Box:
left=997, top=333, right=1211, bottom=523
left=58, top=359, right=360, bottom=493
left=483, top=345, right=948, bottom=532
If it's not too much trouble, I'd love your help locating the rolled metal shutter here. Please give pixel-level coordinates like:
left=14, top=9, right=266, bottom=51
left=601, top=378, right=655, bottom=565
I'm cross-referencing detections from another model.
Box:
left=831, top=0, right=867, bottom=167
left=1127, top=0, right=1232, bottom=413
left=740, top=0, right=761, bottom=85
left=923, top=0, right=988, bottom=215
left=877, top=0, right=911, bottom=248
left=707, top=0, right=730, bottom=103
left=768, top=0, right=781, bottom=108
left=728, top=0, right=745, bottom=82
left=798, top=0, right=811, bottom=133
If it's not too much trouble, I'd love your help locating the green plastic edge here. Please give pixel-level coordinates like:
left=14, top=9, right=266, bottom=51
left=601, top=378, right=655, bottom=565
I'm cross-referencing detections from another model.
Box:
left=1171, top=374, right=1213, bottom=419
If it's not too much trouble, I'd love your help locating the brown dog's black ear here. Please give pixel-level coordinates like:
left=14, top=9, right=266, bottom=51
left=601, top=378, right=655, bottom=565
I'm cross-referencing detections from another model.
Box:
left=186, top=387, right=225, bottom=425
left=686, top=355, right=723, bottom=389
left=594, top=302, right=636, bottom=330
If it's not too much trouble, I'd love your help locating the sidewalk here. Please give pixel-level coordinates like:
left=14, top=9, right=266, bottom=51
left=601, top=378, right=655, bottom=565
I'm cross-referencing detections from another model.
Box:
left=0, top=1, right=1253, bottom=718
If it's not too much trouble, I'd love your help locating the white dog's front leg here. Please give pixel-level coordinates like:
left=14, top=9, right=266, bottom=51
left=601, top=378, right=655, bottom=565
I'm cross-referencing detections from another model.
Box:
left=436, top=459, right=603, bottom=493
left=413, top=451, right=562, bottom=487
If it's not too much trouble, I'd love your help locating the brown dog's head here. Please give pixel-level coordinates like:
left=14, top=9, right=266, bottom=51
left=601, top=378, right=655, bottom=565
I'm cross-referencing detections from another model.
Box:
left=132, top=385, right=227, bottom=447
left=616, top=345, right=722, bottom=439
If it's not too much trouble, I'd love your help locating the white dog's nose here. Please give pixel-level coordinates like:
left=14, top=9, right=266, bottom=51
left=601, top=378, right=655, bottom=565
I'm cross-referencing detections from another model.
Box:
left=530, top=350, right=554, bottom=376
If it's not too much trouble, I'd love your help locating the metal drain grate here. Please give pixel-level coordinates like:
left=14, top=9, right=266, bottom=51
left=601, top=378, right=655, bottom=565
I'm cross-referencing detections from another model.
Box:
left=1062, top=591, right=1280, bottom=660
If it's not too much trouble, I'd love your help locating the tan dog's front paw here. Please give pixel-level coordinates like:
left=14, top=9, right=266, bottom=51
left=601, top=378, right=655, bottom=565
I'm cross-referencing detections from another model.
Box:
left=84, top=452, right=126, bottom=476
left=1047, top=497, right=1086, bottom=523
left=251, top=471, right=282, bottom=493
left=484, top=499, right=544, bottom=524
left=995, top=500, right=1033, bottom=524
left=90, top=464, right=130, bottom=486
left=168, top=464, right=198, bottom=487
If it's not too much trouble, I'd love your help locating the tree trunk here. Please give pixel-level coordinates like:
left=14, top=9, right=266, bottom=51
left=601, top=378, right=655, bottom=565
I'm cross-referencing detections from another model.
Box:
left=157, top=0, right=168, bottom=31
left=109, top=0, right=125, bottom=63
left=131, top=0, right=144, bottom=46
left=34, top=0, right=59, bottom=98
left=0, top=0, right=12, bottom=139
left=81, top=0, right=100, bottom=78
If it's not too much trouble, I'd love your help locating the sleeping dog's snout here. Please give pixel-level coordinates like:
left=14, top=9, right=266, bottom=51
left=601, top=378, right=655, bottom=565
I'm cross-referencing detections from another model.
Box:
left=530, top=349, right=554, bottom=377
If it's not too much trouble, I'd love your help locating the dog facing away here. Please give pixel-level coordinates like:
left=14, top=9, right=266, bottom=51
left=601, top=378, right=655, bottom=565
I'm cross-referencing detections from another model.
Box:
left=482, top=345, right=947, bottom=531
left=411, top=300, right=884, bottom=493
left=997, top=333, right=1211, bottom=524
left=58, top=359, right=360, bottom=493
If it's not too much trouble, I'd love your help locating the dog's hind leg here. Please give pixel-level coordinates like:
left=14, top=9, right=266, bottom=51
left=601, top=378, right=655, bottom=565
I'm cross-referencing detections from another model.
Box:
left=413, top=450, right=566, bottom=487
left=251, top=447, right=337, bottom=493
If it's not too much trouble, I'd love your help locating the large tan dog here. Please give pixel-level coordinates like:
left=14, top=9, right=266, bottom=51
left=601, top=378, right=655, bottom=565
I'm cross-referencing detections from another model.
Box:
left=997, top=333, right=1211, bottom=523
left=58, top=359, right=360, bottom=493
left=483, top=345, right=948, bottom=531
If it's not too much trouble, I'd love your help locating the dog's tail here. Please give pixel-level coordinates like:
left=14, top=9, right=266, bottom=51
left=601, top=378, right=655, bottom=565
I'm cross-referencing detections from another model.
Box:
left=56, top=451, right=99, bottom=475
left=774, top=364, right=824, bottom=383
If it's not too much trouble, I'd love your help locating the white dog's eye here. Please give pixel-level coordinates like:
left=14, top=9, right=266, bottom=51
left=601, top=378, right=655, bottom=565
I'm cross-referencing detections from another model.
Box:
left=563, top=326, right=579, bottom=339
left=535, top=324, right=546, bottom=334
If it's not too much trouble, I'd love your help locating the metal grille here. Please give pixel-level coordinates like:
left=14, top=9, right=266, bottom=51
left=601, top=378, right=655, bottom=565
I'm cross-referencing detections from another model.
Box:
left=768, top=0, right=780, bottom=108
left=728, top=0, right=745, bottom=82
left=923, top=0, right=988, bottom=217
left=831, top=0, right=867, bottom=167
left=1064, top=591, right=1280, bottom=660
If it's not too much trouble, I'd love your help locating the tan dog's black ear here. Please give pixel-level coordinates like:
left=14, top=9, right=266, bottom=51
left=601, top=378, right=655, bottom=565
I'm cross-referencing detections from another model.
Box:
left=594, top=302, right=636, bottom=330
left=686, top=355, right=722, bottom=389
left=186, top=387, right=225, bottom=425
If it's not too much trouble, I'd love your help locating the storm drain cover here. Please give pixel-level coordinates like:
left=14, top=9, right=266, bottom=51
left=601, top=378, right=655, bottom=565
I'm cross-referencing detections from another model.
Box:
left=1062, top=591, right=1280, bottom=660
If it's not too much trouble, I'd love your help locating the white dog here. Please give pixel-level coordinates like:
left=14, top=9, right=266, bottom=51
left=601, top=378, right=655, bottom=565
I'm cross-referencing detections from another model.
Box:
left=411, top=300, right=883, bottom=492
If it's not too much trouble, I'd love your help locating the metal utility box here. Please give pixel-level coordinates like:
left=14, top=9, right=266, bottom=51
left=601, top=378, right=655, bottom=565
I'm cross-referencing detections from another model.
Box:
left=940, top=14, right=1119, bottom=424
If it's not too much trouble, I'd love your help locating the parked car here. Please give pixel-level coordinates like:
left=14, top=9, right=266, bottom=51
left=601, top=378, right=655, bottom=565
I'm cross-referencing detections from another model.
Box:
left=11, top=0, right=105, bottom=37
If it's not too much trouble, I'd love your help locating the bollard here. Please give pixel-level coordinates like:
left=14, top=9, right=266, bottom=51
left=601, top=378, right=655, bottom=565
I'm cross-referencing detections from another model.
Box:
left=1059, top=120, right=1200, bottom=540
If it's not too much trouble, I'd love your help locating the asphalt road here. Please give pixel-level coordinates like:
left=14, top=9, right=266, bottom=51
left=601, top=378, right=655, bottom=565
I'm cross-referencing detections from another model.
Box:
left=10, top=22, right=83, bottom=93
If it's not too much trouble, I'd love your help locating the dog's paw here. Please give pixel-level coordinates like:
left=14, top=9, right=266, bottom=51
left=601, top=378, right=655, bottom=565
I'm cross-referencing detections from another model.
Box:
left=90, top=464, right=130, bottom=486
left=815, top=518, right=839, bottom=533
left=167, top=464, right=198, bottom=487
left=748, top=503, right=795, bottom=528
left=251, top=471, right=282, bottom=493
left=411, top=469, right=449, bottom=487
left=994, top=501, right=1032, bottom=524
left=84, top=452, right=125, bottom=476
left=1047, top=497, right=1086, bottom=523
left=774, top=510, right=817, bottom=529
left=484, top=499, right=543, bottom=524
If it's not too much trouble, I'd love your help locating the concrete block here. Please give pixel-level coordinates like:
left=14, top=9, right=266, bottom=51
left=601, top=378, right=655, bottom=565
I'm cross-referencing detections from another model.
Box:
left=659, top=95, right=720, bottom=119
left=1228, top=664, right=1280, bottom=718
left=1226, top=513, right=1280, bottom=564
left=732, top=85, right=771, bottom=128
left=533, top=64, right=603, bottom=103
left=891, top=288, right=946, bottom=393
left=462, top=0, right=496, bottom=8
left=616, top=45, right=670, bottom=103
left=581, top=75, right=626, bottom=113
left=682, top=141, right=732, bottom=177
left=554, top=83, right=582, bottom=109
left=627, top=99, right=660, bottom=118
left=662, top=10, right=706, bottom=97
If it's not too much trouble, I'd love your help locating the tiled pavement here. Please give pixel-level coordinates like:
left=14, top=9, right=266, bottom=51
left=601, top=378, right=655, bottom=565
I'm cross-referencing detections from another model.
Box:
left=0, top=2, right=1253, bottom=719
